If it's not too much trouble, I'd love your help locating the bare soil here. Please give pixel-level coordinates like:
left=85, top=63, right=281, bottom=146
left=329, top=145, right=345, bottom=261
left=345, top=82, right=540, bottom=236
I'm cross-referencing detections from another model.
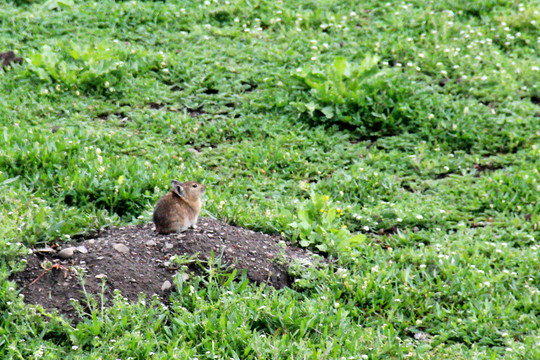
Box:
left=0, top=51, right=23, bottom=68
left=10, top=218, right=318, bottom=320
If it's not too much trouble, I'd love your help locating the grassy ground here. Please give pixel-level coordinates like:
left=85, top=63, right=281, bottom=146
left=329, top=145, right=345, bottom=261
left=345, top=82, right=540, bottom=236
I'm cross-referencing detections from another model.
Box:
left=1, top=0, right=539, bottom=358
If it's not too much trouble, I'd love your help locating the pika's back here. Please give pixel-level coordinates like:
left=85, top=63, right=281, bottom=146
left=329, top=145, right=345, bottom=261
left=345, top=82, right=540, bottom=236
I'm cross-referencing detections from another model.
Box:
left=153, top=180, right=206, bottom=234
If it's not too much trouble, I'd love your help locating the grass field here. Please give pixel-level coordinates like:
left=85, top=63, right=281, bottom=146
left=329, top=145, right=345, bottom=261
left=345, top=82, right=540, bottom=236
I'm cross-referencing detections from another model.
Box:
left=1, top=0, right=539, bottom=358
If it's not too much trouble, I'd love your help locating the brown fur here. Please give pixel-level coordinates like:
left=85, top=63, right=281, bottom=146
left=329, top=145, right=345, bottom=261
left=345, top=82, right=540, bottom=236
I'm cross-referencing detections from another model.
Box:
left=153, top=180, right=206, bottom=234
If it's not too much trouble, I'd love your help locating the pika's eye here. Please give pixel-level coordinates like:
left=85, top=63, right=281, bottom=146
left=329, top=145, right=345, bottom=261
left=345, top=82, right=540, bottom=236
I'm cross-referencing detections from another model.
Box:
left=192, top=184, right=198, bottom=188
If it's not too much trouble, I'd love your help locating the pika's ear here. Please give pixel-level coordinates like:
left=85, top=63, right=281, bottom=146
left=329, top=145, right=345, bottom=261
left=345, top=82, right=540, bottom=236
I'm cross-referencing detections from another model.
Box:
left=171, top=180, right=185, bottom=198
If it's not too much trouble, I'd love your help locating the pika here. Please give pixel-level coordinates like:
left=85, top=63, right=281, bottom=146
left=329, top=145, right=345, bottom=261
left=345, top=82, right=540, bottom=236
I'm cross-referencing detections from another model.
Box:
left=153, top=180, right=206, bottom=234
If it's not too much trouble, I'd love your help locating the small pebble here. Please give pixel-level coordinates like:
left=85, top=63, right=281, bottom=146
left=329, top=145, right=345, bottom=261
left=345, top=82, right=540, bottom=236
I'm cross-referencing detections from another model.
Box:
left=76, top=245, right=88, bottom=254
left=146, top=240, right=157, bottom=246
left=57, top=247, right=75, bottom=259
left=186, top=148, right=200, bottom=156
left=88, top=239, right=96, bottom=244
left=414, top=332, right=431, bottom=341
left=113, top=243, right=130, bottom=254
left=35, top=247, right=56, bottom=255
left=95, top=274, right=107, bottom=279
left=161, top=280, right=172, bottom=291
left=165, top=243, right=173, bottom=249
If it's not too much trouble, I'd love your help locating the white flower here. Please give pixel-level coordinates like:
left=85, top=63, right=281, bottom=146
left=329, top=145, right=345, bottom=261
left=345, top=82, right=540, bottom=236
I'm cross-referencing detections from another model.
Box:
left=532, top=66, right=539, bottom=71
left=416, top=214, right=423, bottom=220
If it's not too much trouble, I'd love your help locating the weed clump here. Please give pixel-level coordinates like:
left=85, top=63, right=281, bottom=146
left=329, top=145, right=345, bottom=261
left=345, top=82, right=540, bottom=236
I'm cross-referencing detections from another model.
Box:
left=291, top=56, right=433, bottom=137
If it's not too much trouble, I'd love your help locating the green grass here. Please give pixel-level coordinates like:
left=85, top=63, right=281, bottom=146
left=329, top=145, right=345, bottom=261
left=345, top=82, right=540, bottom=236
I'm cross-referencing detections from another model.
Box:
left=1, top=0, right=539, bottom=358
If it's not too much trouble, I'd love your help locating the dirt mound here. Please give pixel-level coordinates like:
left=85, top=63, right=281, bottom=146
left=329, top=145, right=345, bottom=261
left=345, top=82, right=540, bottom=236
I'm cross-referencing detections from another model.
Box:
left=10, top=218, right=317, bottom=320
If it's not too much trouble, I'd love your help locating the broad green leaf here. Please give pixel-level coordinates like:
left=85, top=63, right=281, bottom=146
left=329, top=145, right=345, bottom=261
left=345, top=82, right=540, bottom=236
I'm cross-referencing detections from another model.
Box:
left=333, top=56, right=348, bottom=77
left=325, top=207, right=337, bottom=225
left=321, top=106, right=334, bottom=119
left=298, top=208, right=310, bottom=224
left=300, top=239, right=311, bottom=247
left=349, top=233, right=367, bottom=246
left=304, top=102, right=319, bottom=116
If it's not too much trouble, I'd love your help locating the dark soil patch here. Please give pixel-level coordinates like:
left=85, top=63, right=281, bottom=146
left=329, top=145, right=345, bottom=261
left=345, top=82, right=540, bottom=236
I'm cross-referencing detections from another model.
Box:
left=438, top=78, right=449, bottom=88
left=188, top=106, right=206, bottom=117
left=97, top=112, right=128, bottom=121
left=145, top=103, right=209, bottom=117
left=240, top=81, right=258, bottom=92
left=10, top=218, right=318, bottom=321
left=479, top=100, right=498, bottom=110
left=203, top=88, right=219, bottom=95
left=376, top=226, right=399, bottom=236
left=434, top=171, right=453, bottom=180
left=148, top=102, right=166, bottom=110
left=473, top=163, right=504, bottom=176
left=0, top=51, right=23, bottom=68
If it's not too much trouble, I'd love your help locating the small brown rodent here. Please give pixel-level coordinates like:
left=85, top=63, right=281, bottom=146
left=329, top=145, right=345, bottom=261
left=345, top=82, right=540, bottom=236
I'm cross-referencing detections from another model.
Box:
left=153, top=180, right=206, bottom=234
